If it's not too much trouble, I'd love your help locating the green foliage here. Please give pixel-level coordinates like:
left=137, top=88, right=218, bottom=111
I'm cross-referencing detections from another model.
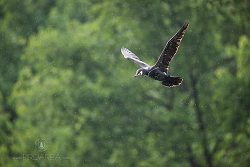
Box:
left=0, top=0, right=249, bottom=166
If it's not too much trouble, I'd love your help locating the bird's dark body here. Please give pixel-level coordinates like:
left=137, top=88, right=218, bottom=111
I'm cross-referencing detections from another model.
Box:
left=147, top=67, right=166, bottom=81
left=146, top=67, right=182, bottom=87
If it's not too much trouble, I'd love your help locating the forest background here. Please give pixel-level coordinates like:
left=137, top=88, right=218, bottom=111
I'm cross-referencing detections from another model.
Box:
left=0, top=0, right=249, bottom=166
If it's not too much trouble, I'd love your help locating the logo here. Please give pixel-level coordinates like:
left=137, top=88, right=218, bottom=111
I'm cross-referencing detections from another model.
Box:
left=35, top=138, right=47, bottom=151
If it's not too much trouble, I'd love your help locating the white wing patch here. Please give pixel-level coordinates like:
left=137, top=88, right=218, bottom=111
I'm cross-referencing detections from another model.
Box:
left=121, top=47, right=150, bottom=68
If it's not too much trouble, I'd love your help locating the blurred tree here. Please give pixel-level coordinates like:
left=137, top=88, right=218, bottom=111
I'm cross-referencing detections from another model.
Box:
left=213, top=36, right=250, bottom=166
left=1, top=0, right=55, bottom=37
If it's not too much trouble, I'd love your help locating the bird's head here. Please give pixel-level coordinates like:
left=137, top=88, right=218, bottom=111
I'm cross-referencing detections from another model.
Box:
left=134, top=68, right=147, bottom=77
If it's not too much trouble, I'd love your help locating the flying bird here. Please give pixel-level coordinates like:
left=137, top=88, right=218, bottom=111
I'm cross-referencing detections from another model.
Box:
left=121, top=22, right=189, bottom=87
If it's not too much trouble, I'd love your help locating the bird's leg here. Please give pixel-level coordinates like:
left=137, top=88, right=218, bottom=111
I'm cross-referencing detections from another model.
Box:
left=162, top=68, right=170, bottom=76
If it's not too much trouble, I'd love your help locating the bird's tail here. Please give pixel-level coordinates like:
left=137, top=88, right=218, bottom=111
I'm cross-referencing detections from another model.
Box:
left=162, top=76, right=183, bottom=87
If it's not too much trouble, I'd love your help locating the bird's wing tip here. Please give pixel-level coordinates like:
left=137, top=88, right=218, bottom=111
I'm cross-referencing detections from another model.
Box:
left=183, top=21, right=189, bottom=28
left=121, top=47, right=128, bottom=58
left=121, top=47, right=127, bottom=53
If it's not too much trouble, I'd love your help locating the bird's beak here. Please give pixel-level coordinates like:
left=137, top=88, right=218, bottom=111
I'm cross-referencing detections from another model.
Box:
left=134, top=75, right=137, bottom=77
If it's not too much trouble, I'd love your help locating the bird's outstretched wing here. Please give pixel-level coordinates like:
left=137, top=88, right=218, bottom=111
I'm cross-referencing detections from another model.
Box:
left=121, top=47, right=150, bottom=68
left=154, top=22, right=189, bottom=71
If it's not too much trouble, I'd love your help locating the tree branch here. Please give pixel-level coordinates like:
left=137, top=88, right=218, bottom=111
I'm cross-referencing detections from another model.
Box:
left=190, top=73, right=214, bottom=167
left=186, top=144, right=200, bottom=167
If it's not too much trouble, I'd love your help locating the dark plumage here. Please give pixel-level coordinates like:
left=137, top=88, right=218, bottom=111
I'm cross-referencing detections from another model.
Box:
left=121, top=22, right=189, bottom=87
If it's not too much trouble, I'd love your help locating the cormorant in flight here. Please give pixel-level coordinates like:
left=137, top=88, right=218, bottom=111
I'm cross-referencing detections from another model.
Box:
left=121, top=22, right=189, bottom=87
